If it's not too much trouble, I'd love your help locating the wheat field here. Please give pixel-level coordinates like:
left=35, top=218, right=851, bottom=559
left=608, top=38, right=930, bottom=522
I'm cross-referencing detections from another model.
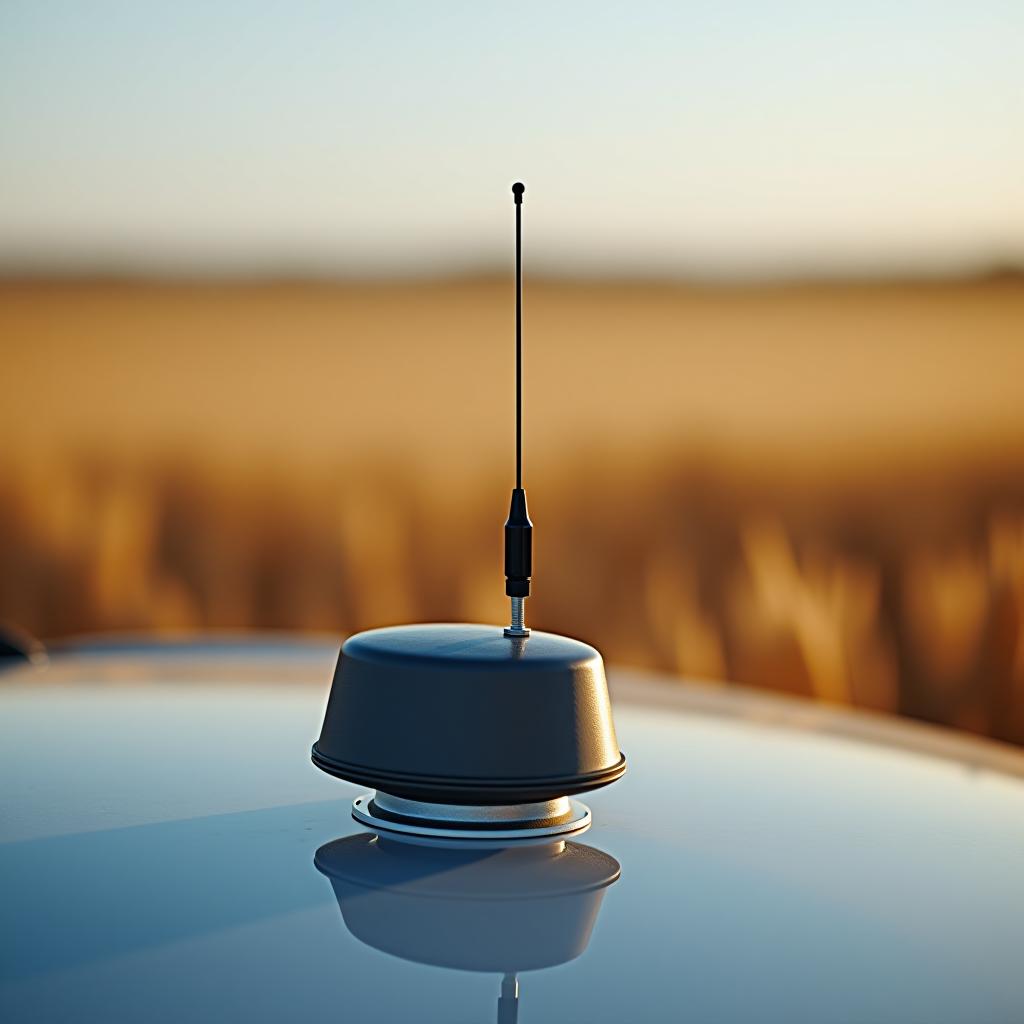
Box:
left=2, top=275, right=1023, bottom=741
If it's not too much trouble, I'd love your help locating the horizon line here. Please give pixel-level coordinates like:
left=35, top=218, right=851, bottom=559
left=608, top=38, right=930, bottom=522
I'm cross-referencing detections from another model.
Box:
left=1, top=264, right=1022, bottom=289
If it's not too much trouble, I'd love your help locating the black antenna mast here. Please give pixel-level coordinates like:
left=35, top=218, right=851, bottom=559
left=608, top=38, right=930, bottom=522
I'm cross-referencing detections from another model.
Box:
left=515, top=182, right=523, bottom=490
left=504, top=182, right=532, bottom=638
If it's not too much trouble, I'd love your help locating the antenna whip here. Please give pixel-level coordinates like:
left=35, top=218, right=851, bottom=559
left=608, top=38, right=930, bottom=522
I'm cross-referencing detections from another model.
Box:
left=504, top=182, right=532, bottom=638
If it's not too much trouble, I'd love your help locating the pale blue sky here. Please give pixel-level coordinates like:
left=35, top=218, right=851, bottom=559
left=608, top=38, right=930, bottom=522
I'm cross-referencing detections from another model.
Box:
left=1, top=0, right=1022, bottom=277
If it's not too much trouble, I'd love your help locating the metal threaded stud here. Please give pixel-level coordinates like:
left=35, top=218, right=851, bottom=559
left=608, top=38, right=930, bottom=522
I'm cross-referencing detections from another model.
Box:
left=504, top=596, right=530, bottom=638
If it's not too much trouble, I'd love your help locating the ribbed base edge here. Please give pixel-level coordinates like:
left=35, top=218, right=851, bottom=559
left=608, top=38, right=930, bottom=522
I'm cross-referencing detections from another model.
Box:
left=311, top=744, right=626, bottom=804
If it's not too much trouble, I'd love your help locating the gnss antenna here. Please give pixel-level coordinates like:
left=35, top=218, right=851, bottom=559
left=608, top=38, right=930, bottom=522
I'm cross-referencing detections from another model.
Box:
left=310, top=181, right=626, bottom=841
left=504, top=182, right=532, bottom=639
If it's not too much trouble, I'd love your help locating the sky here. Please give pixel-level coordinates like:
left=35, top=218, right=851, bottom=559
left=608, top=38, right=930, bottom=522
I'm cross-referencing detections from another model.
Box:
left=1, top=0, right=1022, bottom=278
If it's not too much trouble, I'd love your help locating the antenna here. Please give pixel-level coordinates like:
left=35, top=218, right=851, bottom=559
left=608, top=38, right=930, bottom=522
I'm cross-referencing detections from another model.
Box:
left=504, top=182, right=532, bottom=638
left=515, top=182, right=523, bottom=490
left=310, top=183, right=627, bottom=843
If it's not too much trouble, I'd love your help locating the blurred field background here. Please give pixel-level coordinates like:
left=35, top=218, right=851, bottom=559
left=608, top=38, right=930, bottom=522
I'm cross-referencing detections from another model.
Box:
left=3, top=274, right=1024, bottom=742
left=2, top=2, right=1023, bottom=743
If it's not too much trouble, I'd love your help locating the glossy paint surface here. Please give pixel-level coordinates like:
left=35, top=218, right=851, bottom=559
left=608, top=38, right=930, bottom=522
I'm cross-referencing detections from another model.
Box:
left=2, top=639, right=1024, bottom=1022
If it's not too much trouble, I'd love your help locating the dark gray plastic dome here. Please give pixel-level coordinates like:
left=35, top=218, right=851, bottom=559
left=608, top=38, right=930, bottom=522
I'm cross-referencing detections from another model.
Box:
left=311, top=623, right=626, bottom=804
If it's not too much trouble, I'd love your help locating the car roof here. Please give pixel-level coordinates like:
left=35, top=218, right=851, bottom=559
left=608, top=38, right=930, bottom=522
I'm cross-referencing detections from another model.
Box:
left=2, top=638, right=1023, bottom=1022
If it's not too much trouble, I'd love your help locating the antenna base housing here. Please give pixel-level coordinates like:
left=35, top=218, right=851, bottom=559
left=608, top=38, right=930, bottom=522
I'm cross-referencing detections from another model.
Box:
left=311, top=624, right=626, bottom=825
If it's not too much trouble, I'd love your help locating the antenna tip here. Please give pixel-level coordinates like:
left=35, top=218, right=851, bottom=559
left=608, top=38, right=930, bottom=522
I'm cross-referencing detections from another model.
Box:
left=512, top=182, right=525, bottom=203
